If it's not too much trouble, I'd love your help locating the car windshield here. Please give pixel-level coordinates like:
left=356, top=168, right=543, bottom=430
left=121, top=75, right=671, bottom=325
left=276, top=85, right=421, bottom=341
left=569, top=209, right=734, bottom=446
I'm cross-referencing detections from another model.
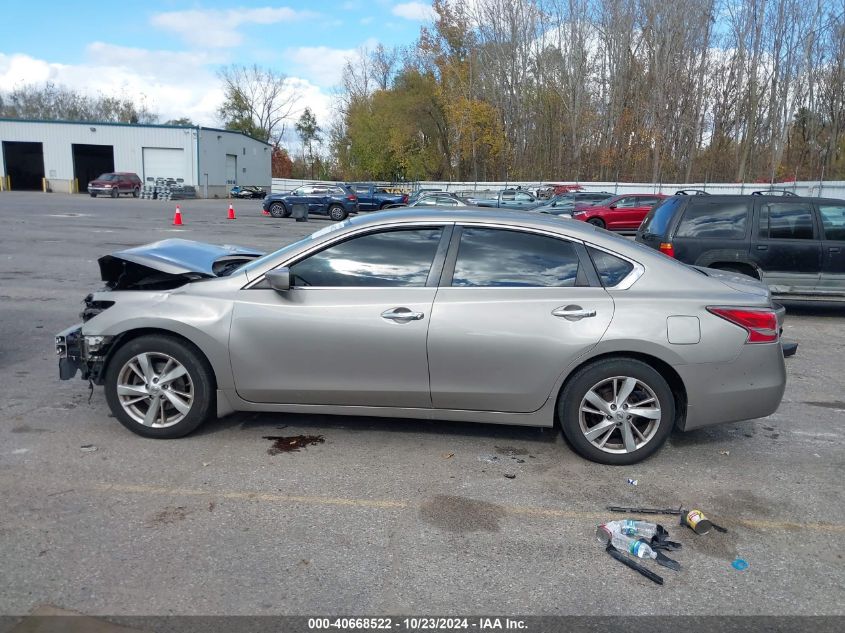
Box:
left=97, top=173, right=117, bottom=181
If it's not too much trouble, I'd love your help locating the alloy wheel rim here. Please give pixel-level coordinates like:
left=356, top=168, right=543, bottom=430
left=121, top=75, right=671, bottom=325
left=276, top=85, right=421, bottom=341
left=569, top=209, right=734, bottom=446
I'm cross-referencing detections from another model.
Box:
left=578, top=376, right=661, bottom=454
left=116, top=352, right=194, bottom=428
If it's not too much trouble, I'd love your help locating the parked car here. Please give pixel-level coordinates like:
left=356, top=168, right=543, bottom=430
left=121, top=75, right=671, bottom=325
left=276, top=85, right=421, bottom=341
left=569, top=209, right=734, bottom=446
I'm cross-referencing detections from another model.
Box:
left=532, top=191, right=614, bottom=216
left=56, top=209, right=786, bottom=465
left=230, top=185, right=266, bottom=199
left=571, top=194, right=667, bottom=230
left=465, top=188, right=543, bottom=209
left=263, top=184, right=358, bottom=221
left=88, top=172, right=142, bottom=198
left=385, top=192, right=474, bottom=209
left=636, top=193, right=845, bottom=301
left=347, top=183, right=408, bottom=210
left=536, top=183, right=584, bottom=199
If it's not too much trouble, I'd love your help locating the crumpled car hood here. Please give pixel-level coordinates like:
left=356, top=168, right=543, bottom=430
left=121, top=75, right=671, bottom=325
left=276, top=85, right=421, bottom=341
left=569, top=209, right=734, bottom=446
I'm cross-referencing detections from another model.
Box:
left=98, top=238, right=264, bottom=290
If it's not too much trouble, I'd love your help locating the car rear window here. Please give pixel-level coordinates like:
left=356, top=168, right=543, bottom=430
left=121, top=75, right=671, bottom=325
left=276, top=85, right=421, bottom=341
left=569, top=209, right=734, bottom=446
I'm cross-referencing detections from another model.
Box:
left=587, top=247, right=634, bottom=287
left=675, top=201, right=749, bottom=239
left=640, top=197, right=683, bottom=237
left=819, top=204, right=845, bottom=241
left=759, top=202, right=815, bottom=240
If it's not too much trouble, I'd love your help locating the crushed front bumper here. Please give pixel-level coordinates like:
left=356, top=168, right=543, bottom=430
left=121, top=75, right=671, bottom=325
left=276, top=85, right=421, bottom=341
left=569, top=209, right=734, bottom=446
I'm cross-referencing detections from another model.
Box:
left=56, top=324, right=113, bottom=382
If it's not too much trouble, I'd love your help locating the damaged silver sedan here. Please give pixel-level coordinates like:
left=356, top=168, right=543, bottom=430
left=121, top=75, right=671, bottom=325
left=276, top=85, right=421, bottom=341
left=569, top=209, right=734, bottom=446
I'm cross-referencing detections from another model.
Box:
left=58, top=209, right=787, bottom=465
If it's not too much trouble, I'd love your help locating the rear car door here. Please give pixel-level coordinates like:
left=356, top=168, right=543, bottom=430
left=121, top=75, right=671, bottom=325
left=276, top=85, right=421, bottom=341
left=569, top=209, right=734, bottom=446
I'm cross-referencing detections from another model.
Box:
left=230, top=226, right=451, bottom=407
left=817, top=202, right=845, bottom=294
left=750, top=199, right=822, bottom=294
left=513, top=191, right=536, bottom=208
left=427, top=225, right=614, bottom=413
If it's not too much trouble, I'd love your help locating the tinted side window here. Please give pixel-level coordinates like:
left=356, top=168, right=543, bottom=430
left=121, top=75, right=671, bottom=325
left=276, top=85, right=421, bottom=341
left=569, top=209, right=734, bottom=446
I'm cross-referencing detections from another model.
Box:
left=452, top=228, right=580, bottom=287
left=640, top=197, right=684, bottom=237
left=819, top=205, right=845, bottom=241
left=290, top=229, right=442, bottom=287
left=675, top=202, right=749, bottom=239
left=587, top=247, right=634, bottom=287
left=760, top=202, right=815, bottom=240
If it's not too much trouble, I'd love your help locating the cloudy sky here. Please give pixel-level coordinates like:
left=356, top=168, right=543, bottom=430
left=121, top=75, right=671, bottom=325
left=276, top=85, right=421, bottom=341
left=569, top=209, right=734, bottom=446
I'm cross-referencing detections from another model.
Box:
left=0, top=1, right=438, bottom=131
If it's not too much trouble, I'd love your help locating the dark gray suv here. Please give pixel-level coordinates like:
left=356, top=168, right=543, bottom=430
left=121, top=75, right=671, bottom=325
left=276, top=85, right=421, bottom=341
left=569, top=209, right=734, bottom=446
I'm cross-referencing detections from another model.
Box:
left=636, top=193, right=845, bottom=301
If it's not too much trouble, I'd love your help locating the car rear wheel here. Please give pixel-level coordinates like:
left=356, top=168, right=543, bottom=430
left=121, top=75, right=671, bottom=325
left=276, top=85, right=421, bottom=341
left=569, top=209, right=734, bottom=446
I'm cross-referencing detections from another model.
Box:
left=587, top=218, right=605, bottom=229
left=269, top=202, right=287, bottom=218
left=90, top=192, right=97, bottom=198
left=111, top=188, right=118, bottom=198
left=558, top=358, right=674, bottom=465
left=329, top=205, right=348, bottom=221
left=105, top=335, right=215, bottom=439
left=132, top=187, right=140, bottom=198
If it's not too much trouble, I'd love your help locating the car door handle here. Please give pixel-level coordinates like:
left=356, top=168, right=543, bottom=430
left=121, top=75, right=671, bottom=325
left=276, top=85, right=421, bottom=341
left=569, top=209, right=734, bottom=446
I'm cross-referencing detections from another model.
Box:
left=830, top=247, right=841, bottom=253
left=756, top=245, right=768, bottom=250
left=381, top=308, right=424, bottom=322
left=552, top=305, right=596, bottom=320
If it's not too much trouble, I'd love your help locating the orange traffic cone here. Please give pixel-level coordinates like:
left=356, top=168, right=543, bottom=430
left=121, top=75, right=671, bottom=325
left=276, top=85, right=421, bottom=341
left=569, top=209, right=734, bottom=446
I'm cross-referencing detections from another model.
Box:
left=227, top=204, right=236, bottom=220
left=173, top=205, right=183, bottom=226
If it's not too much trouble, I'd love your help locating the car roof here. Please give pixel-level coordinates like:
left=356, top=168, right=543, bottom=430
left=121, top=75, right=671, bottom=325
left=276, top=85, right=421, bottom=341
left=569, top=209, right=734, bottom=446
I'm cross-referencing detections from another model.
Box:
left=664, top=193, right=842, bottom=203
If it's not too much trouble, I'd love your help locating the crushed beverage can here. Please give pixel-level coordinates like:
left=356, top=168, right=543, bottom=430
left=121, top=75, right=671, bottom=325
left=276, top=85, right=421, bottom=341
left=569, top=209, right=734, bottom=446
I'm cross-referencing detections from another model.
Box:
left=683, top=509, right=714, bottom=535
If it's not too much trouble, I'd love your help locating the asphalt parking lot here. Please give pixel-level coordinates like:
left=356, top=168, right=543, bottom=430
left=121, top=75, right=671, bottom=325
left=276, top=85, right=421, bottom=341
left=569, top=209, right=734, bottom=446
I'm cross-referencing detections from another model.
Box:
left=0, top=191, right=843, bottom=619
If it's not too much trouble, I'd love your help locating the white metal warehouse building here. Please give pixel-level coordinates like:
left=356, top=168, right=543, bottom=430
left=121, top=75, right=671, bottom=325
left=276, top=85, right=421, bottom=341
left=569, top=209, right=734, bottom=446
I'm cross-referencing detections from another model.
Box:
left=0, top=118, right=271, bottom=198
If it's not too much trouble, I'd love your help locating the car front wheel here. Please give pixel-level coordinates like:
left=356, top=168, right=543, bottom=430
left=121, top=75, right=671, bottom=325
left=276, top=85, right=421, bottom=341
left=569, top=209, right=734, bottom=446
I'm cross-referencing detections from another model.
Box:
left=105, top=335, right=215, bottom=439
left=558, top=358, right=674, bottom=465
left=268, top=202, right=287, bottom=218
left=587, top=218, right=605, bottom=228
left=111, top=188, right=118, bottom=198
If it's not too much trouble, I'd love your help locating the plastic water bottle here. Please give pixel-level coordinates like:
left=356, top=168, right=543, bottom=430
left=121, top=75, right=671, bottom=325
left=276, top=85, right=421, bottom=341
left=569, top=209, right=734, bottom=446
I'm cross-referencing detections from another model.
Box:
left=596, top=524, right=657, bottom=559
left=618, top=519, right=659, bottom=539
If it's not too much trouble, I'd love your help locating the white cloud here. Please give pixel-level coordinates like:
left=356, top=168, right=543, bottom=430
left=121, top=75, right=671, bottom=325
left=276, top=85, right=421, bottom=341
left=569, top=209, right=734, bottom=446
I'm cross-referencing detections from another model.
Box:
left=392, top=2, right=436, bottom=21
left=284, top=38, right=378, bottom=88
left=150, top=6, right=318, bottom=48
left=360, top=17, right=374, bottom=25
left=0, top=49, right=335, bottom=140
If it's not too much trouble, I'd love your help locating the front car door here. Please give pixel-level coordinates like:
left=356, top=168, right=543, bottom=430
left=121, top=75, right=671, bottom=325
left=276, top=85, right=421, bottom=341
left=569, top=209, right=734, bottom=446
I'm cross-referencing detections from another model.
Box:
left=817, top=202, right=845, bottom=295
left=229, top=225, right=451, bottom=407
left=513, top=191, right=537, bottom=208
left=750, top=199, right=822, bottom=294
left=427, top=225, right=614, bottom=413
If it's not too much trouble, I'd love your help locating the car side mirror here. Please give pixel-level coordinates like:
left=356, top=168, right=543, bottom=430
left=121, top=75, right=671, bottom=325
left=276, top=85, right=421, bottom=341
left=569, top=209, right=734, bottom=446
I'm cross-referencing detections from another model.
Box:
left=608, top=204, right=617, bottom=209
left=265, top=268, right=291, bottom=292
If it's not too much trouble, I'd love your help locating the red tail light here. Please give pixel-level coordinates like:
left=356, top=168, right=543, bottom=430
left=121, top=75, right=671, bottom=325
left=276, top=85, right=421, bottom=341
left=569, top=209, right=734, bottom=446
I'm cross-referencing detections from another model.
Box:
left=659, top=242, right=675, bottom=258
left=347, top=194, right=357, bottom=201
left=707, top=307, right=779, bottom=343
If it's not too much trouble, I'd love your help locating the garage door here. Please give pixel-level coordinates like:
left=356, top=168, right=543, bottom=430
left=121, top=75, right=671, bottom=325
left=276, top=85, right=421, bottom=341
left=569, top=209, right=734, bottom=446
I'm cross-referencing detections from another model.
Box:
left=142, top=148, right=185, bottom=182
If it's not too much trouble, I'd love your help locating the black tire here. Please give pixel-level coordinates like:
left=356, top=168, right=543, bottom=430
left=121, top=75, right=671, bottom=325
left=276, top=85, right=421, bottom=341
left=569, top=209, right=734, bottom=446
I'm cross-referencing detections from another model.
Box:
left=111, top=187, right=118, bottom=198
left=587, top=218, right=605, bottom=229
left=269, top=202, right=287, bottom=218
left=557, top=357, right=675, bottom=465
left=328, top=205, right=348, bottom=221
left=90, top=192, right=97, bottom=198
left=132, top=187, right=140, bottom=198
left=104, top=335, right=215, bottom=439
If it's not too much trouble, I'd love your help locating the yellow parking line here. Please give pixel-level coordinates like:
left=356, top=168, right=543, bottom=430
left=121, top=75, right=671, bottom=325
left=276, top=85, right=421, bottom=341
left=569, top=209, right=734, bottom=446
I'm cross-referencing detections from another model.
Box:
left=92, top=483, right=845, bottom=533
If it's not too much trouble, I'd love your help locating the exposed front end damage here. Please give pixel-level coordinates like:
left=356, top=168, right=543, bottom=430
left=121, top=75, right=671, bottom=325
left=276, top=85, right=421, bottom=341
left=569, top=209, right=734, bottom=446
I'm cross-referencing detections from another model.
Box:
left=56, top=325, right=114, bottom=383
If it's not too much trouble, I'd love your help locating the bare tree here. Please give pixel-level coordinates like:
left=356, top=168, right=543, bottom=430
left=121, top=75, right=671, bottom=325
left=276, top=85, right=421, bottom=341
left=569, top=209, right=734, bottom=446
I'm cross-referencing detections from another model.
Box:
left=217, top=64, right=300, bottom=144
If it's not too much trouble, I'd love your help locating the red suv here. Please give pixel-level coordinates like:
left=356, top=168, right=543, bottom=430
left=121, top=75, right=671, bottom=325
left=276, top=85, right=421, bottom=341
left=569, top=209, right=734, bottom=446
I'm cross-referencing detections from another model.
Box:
left=88, top=172, right=142, bottom=198
left=570, top=193, right=667, bottom=231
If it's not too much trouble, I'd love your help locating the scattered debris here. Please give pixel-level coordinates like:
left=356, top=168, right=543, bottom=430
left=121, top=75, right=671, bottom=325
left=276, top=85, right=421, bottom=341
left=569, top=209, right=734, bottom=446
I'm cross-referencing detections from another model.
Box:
left=503, top=473, right=516, bottom=479
left=12, top=448, right=30, bottom=455
left=495, top=445, right=529, bottom=456
left=478, top=454, right=499, bottom=463
left=79, top=444, right=97, bottom=452
left=627, top=478, right=638, bottom=486
left=719, top=450, right=731, bottom=456
left=441, top=452, right=454, bottom=459
left=608, top=504, right=728, bottom=534
left=38, top=549, right=48, bottom=557
left=208, top=501, right=216, bottom=512
left=263, top=434, right=325, bottom=454
left=732, top=558, right=749, bottom=571
left=202, top=462, right=211, bottom=467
